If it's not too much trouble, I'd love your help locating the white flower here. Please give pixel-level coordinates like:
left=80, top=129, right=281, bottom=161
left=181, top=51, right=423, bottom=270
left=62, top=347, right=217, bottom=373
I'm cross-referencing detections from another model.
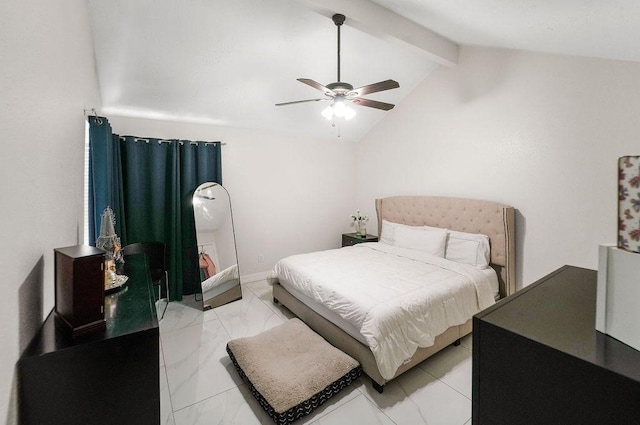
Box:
left=350, top=210, right=368, bottom=222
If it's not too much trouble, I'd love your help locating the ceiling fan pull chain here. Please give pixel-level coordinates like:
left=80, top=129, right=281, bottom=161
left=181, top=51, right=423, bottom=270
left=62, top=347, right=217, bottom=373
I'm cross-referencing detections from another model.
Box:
left=332, top=121, right=342, bottom=138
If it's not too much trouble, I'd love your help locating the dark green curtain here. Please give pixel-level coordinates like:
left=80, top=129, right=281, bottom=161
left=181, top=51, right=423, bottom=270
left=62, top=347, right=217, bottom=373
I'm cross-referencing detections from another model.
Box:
left=88, top=116, right=125, bottom=244
left=88, top=116, right=222, bottom=300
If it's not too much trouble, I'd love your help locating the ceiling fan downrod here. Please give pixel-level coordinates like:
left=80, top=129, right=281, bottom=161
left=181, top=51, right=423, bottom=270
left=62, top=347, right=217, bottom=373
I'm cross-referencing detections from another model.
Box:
left=333, top=14, right=345, bottom=83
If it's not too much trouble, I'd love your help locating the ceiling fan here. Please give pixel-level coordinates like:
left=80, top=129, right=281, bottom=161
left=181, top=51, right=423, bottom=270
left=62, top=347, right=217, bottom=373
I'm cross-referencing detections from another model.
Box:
left=276, top=13, right=400, bottom=121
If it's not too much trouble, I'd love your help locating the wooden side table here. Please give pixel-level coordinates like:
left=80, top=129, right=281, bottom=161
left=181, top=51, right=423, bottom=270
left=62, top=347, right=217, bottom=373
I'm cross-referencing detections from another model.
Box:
left=342, top=233, right=378, bottom=247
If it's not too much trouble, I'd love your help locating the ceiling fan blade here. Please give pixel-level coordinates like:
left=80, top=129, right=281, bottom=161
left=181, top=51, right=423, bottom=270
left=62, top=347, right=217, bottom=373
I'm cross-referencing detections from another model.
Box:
left=297, top=78, right=336, bottom=96
left=350, top=97, right=396, bottom=111
left=275, top=98, right=330, bottom=106
left=347, top=80, right=400, bottom=97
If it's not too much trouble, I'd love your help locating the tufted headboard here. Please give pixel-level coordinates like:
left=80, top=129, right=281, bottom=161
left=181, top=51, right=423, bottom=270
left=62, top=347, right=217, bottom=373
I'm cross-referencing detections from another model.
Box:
left=375, top=196, right=516, bottom=298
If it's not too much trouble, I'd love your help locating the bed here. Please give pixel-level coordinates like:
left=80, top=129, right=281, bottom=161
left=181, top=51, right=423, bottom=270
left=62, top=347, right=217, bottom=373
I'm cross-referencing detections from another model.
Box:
left=272, top=196, right=515, bottom=391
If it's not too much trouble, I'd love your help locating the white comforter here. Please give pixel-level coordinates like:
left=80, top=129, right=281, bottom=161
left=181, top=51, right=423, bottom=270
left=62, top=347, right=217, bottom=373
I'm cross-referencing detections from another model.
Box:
left=275, top=243, right=497, bottom=380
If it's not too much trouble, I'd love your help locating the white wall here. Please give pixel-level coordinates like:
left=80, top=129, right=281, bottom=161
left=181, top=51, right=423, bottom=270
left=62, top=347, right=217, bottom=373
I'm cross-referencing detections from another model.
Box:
left=357, top=46, right=640, bottom=288
left=107, top=115, right=357, bottom=281
left=0, top=0, right=102, bottom=422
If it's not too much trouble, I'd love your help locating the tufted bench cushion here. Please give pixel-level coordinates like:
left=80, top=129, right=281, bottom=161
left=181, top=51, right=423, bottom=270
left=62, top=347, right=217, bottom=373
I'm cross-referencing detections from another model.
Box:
left=226, top=318, right=361, bottom=424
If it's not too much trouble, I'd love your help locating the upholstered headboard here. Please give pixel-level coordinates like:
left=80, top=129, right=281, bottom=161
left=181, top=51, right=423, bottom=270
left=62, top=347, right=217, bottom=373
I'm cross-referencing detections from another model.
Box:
left=375, top=196, right=516, bottom=298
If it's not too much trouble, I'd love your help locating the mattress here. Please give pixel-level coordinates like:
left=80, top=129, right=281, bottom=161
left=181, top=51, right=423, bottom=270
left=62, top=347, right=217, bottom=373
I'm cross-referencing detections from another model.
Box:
left=275, top=243, right=497, bottom=379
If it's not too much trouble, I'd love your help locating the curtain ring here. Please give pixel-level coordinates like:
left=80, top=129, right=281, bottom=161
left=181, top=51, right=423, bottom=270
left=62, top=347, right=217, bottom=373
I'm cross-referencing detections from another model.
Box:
left=92, top=108, right=103, bottom=125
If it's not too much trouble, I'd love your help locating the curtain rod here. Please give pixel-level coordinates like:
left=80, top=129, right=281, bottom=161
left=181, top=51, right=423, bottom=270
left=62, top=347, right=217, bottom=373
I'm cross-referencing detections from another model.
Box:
left=83, top=108, right=227, bottom=145
left=83, top=108, right=103, bottom=125
left=119, top=137, right=226, bottom=146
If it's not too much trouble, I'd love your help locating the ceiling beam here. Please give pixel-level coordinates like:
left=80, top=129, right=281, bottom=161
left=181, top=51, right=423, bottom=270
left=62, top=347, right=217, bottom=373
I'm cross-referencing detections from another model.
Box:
left=295, top=0, right=459, bottom=66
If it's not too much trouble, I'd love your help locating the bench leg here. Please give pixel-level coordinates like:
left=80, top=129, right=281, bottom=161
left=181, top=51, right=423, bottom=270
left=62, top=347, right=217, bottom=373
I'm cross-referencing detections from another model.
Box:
left=453, top=338, right=461, bottom=346
left=372, top=379, right=384, bottom=394
left=273, top=297, right=279, bottom=304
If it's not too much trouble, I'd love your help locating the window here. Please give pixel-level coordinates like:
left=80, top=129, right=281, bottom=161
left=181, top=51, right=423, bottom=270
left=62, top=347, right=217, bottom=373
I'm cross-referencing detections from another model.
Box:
left=83, top=120, right=90, bottom=245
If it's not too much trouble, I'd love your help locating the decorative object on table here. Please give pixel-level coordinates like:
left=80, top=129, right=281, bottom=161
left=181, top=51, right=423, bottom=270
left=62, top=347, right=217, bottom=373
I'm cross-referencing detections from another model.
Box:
left=96, top=206, right=127, bottom=291
left=350, top=210, right=368, bottom=237
left=226, top=318, right=361, bottom=425
left=104, top=282, right=129, bottom=320
left=618, top=155, right=640, bottom=253
left=54, top=245, right=106, bottom=337
left=105, top=275, right=129, bottom=295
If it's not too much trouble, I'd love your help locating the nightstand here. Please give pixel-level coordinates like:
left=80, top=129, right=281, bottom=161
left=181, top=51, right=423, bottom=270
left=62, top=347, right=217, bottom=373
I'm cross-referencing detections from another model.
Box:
left=341, top=233, right=378, bottom=247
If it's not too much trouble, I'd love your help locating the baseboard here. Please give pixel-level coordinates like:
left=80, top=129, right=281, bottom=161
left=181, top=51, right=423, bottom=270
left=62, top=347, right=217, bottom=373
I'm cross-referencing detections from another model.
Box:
left=241, top=271, right=271, bottom=283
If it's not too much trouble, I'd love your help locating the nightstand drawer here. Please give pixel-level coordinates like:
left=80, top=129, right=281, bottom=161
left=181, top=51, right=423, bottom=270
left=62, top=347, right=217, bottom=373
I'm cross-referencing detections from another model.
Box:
left=342, top=233, right=378, bottom=247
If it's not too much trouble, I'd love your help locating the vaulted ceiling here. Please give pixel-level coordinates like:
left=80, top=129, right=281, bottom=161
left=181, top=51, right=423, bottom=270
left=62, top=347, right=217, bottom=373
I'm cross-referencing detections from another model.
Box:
left=88, top=0, right=640, bottom=142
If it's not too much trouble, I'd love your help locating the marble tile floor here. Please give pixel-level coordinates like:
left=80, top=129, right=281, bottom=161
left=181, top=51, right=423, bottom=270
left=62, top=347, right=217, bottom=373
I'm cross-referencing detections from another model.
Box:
left=159, top=280, right=475, bottom=425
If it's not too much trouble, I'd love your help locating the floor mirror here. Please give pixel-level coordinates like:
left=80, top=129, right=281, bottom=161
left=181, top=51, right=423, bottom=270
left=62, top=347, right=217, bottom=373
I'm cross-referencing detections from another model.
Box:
left=192, top=182, right=242, bottom=310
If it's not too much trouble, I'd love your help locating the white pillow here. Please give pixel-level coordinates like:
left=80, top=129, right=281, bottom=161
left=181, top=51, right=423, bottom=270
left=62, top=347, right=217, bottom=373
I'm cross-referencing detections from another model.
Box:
left=380, top=220, right=436, bottom=246
left=394, top=225, right=448, bottom=257
left=379, top=220, right=398, bottom=245
left=446, top=230, right=490, bottom=268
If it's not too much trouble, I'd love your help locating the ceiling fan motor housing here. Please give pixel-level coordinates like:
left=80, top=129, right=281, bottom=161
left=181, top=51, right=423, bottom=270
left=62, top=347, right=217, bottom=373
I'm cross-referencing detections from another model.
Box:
left=326, top=82, right=353, bottom=94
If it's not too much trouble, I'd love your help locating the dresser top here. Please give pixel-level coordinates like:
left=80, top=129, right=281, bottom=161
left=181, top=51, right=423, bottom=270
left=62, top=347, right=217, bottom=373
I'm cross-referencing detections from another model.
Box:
left=54, top=245, right=105, bottom=258
left=476, top=265, right=640, bottom=383
left=22, top=253, right=158, bottom=358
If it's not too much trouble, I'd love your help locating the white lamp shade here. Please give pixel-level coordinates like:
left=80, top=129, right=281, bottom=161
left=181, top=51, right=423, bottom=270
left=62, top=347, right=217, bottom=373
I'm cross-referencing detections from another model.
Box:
left=321, top=100, right=356, bottom=121
left=333, top=100, right=347, bottom=117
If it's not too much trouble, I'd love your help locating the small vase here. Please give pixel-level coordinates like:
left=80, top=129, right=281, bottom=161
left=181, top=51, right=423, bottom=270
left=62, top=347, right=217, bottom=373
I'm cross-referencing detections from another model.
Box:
left=354, top=221, right=361, bottom=236
left=358, top=223, right=367, bottom=237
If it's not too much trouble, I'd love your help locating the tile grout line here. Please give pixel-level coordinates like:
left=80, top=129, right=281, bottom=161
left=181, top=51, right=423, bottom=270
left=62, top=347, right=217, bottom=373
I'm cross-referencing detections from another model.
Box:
left=171, top=383, right=250, bottom=416
left=160, top=364, right=177, bottom=424
left=418, top=357, right=473, bottom=401
left=360, top=392, right=399, bottom=425
left=160, top=302, right=231, bottom=421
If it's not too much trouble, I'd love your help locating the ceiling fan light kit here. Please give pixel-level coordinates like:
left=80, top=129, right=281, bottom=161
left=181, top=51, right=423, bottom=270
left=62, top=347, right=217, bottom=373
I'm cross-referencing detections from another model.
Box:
left=276, top=13, right=399, bottom=123
left=322, top=96, right=356, bottom=121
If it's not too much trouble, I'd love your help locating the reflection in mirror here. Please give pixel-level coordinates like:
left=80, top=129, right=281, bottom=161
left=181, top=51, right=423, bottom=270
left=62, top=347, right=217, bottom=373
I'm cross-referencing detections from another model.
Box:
left=193, top=182, right=242, bottom=310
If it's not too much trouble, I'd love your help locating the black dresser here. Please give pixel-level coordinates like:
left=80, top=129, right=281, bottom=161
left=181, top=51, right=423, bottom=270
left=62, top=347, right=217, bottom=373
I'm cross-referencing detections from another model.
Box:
left=18, top=253, right=160, bottom=425
left=473, top=265, right=640, bottom=425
